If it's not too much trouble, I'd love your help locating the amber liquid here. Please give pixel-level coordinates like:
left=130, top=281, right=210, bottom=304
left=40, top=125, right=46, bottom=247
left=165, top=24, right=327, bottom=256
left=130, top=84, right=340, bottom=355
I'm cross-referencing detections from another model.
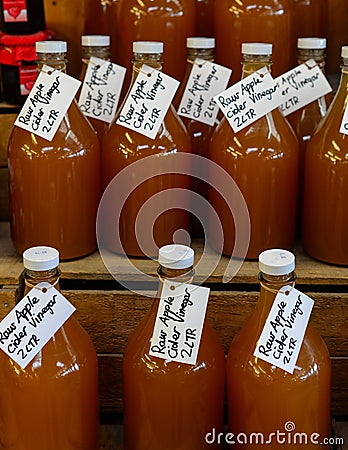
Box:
left=115, top=0, right=196, bottom=93
left=226, top=279, right=331, bottom=449
left=209, top=106, right=299, bottom=259
left=8, top=100, right=101, bottom=260
left=291, top=0, right=328, bottom=66
left=174, top=59, right=216, bottom=237
left=195, top=0, right=215, bottom=37
left=101, top=64, right=192, bottom=257
left=302, top=70, right=348, bottom=265
left=287, top=65, right=332, bottom=236
left=214, top=0, right=292, bottom=85
left=123, top=283, right=226, bottom=450
left=0, top=281, right=99, bottom=450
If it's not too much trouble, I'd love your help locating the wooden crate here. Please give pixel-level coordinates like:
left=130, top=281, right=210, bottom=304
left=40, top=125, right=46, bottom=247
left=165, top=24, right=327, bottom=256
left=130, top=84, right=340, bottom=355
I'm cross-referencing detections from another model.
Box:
left=0, top=222, right=347, bottom=419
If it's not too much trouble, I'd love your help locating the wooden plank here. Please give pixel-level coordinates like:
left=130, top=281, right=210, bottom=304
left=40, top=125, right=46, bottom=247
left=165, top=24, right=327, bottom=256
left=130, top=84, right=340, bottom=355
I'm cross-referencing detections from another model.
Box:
left=1, top=221, right=348, bottom=286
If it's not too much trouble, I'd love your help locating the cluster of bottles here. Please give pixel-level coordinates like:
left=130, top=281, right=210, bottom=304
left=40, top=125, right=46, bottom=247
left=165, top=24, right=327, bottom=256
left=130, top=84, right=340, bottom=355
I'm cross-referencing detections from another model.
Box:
left=0, top=0, right=48, bottom=105
left=7, top=30, right=348, bottom=266
left=3, top=244, right=331, bottom=449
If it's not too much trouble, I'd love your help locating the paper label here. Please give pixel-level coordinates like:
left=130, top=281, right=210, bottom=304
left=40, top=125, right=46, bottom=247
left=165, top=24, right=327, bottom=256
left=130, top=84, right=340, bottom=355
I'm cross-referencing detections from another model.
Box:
left=3, top=0, right=27, bottom=22
left=177, top=58, right=232, bottom=126
left=0, top=282, right=76, bottom=369
left=214, top=66, right=281, bottom=133
left=116, top=64, right=180, bottom=139
left=149, top=282, right=210, bottom=365
left=78, top=56, right=126, bottom=124
left=339, top=104, right=348, bottom=135
left=253, top=286, right=314, bottom=374
left=14, top=64, right=81, bottom=141
left=275, top=59, right=333, bottom=116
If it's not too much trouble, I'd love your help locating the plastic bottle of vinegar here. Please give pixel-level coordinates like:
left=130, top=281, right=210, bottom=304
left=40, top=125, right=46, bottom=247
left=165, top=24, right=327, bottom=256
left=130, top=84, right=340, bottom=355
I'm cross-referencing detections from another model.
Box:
left=123, top=244, right=226, bottom=450
left=8, top=40, right=101, bottom=260
left=174, top=36, right=216, bottom=237
left=226, top=249, right=331, bottom=449
left=79, top=34, right=111, bottom=140
left=0, top=246, right=99, bottom=450
left=101, top=41, right=191, bottom=257
left=214, top=0, right=292, bottom=85
left=302, top=46, right=348, bottom=265
left=287, top=37, right=332, bottom=236
left=115, top=0, right=196, bottom=89
left=208, top=43, right=299, bottom=259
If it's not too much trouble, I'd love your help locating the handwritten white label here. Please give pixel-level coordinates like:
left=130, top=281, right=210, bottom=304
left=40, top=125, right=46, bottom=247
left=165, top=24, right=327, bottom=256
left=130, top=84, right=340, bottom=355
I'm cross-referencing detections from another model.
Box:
left=78, top=56, right=126, bottom=124
left=178, top=58, right=232, bottom=126
left=275, top=59, right=333, bottom=116
left=339, top=104, right=348, bottom=135
left=0, top=282, right=76, bottom=369
left=149, top=282, right=210, bottom=365
left=14, top=65, right=81, bottom=141
left=214, top=66, right=281, bottom=133
left=253, top=286, right=314, bottom=374
left=116, top=64, right=180, bottom=139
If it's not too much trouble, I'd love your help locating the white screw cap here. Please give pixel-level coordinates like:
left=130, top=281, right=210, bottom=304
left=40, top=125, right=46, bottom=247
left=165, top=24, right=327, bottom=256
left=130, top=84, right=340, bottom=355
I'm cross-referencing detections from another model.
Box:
left=133, top=41, right=163, bottom=54
left=81, top=35, right=110, bottom=46
left=259, top=249, right=295, bottom=276
left=36, top=40, right=67, bottom=53
left=187, top=37, right=215, bottom=49
left=23, top=246, right=60, bottom=271
left=297, top=37, right=326, bottom=49
left=158, top=244, right=194, bottom=270
left=242, top=42, right=272, bottom=55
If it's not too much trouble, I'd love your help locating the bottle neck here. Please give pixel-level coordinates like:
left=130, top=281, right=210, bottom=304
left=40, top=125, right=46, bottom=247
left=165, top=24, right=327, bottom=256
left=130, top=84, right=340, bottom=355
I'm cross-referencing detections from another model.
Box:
left=23, top=268, right=61, bottom=296
left=241, top=54, right=272, bottom=79
left=257, top=271, right=297, bottom=315
left=81, top=45, right=111, bottom=65
left=130, top=52, right=163, bottom=84
left=186, top=47, right=215, bottom=63
left=297, top=48, right=326, bottom=73
left=36, top=52, right=67, bottom=74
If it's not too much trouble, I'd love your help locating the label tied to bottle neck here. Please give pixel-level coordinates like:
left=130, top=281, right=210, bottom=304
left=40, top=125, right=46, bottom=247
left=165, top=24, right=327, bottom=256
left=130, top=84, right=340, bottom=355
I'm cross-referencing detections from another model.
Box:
left=214, top=66, right=282, bottom=133
left=149, top=281, right=210, bottom=365
left=78, top=56, right=126, bottom=124
left=116, top=64, right=180, bottom=139
left=178, top=58, right=232, bottom=126
left=253, top=285, right=314, bottom=374
left=14, top=64, right=81, bottom=141
left=0, top=282, right=76, bottom=369
left=275, top=59, right=333, bottom=116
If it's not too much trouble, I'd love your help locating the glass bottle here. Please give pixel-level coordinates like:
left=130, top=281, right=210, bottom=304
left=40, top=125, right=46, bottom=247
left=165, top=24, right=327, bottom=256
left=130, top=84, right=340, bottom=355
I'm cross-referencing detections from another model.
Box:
left=0, top=246, right=99, bottom=450
left=101, top=41, right=191, bottom=257
left=79, top=34, right=111, bottom=140
left=227, top=248, right=331, bottom=449
left=214, top=0, right=292, bottom=85
left=8, top=40, right=101, bottom=260
left=287, top=37, right=332, bottom=236
left=208, top=43, right=299, bottom=259
left=123, top=244, right=226, bottom=450
left=302, top=46, right=348, bottom=265
left=291, top=0, right=328, bottom=66
left=174, top=36, right=216, bottom=238
left=115, top=0, right=196, bottom=92
left=0, top=0, right=46, bottom=34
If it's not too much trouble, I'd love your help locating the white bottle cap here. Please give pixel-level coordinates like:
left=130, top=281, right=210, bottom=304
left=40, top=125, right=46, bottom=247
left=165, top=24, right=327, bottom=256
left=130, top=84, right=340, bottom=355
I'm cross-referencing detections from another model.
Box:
left=241, top=42, right=272, bottom=55
left=341, top=46, right=348, bottom=59
left=36, top=40, right=67, bottom=54
left=186, top=37, right=215, bottom=49
left=81, top=35, right=110, bottom=46
left=158, top=244, right=194, bottom=270
left=133, top=41, right=164, bottom=54
left=297, top=37, right=326, bottom=49
left=23, top=246, right=60, bottom=271
left=259, top=249, right=295, bottom=276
